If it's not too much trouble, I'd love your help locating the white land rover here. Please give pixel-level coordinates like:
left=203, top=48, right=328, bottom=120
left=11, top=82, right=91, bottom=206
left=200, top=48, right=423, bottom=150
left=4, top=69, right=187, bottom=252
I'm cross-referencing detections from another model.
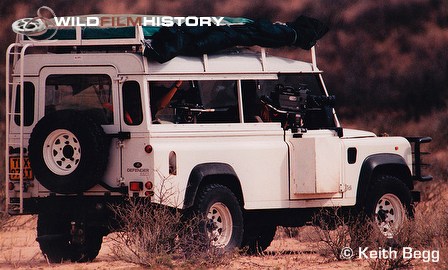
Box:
left=5, top=16, right=431, bottom=262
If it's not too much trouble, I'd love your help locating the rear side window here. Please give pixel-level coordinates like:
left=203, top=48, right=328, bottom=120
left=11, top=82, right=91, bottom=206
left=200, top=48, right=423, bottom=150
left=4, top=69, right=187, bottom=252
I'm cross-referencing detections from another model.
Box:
left=122, top=81, right=143, bottom=125
left=149, top=80, right=239, bottom=124
left=14, top=82, right=35, bottom=126
left=45, top=74, right=113, bottom=124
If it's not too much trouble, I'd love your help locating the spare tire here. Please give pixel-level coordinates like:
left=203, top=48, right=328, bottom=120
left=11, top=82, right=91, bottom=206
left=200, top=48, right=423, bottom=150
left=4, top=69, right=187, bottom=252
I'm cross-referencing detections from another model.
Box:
left=29, top=110, right=109, bottom=194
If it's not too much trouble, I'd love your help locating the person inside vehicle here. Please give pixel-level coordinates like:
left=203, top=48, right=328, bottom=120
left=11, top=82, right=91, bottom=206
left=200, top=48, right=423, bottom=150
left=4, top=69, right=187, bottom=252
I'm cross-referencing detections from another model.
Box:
left=150, top=80, right=183, bottom=123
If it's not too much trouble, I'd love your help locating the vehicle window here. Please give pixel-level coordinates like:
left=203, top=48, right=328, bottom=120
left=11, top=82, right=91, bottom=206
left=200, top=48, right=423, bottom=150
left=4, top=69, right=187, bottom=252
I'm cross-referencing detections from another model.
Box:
left=258, top=74, right=335, bottom=129
left=259, top=74, right=324, bottom=98
left=122, top=81, right=143, bottom=126
left=241, top=80, right=261, bottom=123
left=14, top=82, right=35, bottom=126
left=149, top=81, right=186, bottom=123
left=199, top=80, right=237, bottom=109
left=149, top=80, right=239, bottom=124
left=45, top=74, right=113, bottom=124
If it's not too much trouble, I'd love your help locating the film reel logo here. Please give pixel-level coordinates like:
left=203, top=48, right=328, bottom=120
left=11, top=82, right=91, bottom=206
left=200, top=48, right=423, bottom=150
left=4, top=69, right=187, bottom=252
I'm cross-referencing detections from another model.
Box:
left=11, top=6, right=58, bottom=41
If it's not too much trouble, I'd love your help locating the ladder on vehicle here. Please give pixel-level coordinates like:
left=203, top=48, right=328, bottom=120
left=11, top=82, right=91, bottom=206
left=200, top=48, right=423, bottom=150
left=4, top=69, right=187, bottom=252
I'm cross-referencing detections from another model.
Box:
left=5, top=41, right=32, bottom=214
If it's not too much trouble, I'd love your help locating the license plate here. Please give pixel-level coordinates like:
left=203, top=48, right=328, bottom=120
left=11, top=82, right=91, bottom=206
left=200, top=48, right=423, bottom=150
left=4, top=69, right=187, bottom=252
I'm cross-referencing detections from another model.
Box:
left=9, top=157, right=34, bottom=180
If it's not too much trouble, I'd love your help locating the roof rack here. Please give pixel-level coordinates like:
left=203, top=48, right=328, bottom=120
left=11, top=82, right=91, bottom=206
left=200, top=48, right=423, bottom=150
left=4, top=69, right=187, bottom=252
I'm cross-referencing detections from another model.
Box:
left=18, top=25, right=145, bottom=47
left=16, top=15, right=252, bottom=47
left=16, top=22, right=319, bottom=70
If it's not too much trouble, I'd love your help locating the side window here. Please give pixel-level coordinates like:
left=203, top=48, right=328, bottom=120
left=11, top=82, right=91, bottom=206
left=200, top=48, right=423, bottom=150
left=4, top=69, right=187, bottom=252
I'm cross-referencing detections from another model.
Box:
left=259, top=74, right=325, bottom=100
left=122, top=81, right=143, bottom=126
left=258, top=74, right=335, bottom=128
left=45, top=74, right=113, bottom=124
left=149, top=81, right=185, bottom=123
left=149, top=80, right=239, bottom=124
left=241, top=80, right=262, bottom=122
left=196, top=80, right=239, bottom=123
left=14, top=82, right=35, bottom=126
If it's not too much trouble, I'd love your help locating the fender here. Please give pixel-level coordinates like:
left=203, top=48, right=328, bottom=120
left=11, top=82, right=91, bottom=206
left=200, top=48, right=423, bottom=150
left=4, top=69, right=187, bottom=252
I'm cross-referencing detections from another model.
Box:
left=183, top=162, right=243, bottom=209
left=356, top=153, right=412, bottom=207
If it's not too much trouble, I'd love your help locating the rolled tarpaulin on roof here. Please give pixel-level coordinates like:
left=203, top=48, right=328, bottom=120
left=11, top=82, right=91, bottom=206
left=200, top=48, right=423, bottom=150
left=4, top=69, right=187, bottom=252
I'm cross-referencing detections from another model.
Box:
left=23, top=15, right=253, bottom=41
left=143, top=15, right=329, bottom=63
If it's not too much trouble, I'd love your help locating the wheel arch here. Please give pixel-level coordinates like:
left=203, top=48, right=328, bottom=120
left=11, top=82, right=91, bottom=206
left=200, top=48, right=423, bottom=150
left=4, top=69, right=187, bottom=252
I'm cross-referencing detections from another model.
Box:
left=356, top=153, right=412, bottom=207
left=183, top=162, right=244, bottom=209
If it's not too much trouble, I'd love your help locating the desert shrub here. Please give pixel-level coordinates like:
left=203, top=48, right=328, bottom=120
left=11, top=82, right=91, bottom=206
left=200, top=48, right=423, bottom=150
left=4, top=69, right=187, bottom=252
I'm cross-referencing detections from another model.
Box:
left=365, top=218, right=414, bottom=270
left=0, top=201, right=20, bottom=233
left=312, top=207, right=415, bottom=268
left=108, top=197, right=233, bottom=268
left=311, top=208, right=371, bottom=261
left=410, top=204, right=448, bottom=268
left=276, top=226, right=300, bottom=239
left=0, top=211, right=10, bottom=232
left=311, top=204, right=448, bottom=269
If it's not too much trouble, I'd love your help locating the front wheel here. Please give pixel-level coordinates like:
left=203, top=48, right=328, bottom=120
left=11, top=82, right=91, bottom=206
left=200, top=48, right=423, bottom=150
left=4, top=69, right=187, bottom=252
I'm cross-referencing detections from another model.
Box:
left=193, top=184, right=244, bottom=250
left=364, top=175, right=413, bottom=238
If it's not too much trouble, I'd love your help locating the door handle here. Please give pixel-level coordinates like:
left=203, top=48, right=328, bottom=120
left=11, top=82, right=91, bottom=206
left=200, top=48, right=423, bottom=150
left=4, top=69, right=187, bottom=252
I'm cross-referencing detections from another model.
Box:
left=107, top=131, right=131, bottom=140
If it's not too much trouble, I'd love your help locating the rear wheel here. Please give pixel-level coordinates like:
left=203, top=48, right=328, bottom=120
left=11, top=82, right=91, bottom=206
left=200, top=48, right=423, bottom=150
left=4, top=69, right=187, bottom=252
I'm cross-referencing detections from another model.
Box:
left=36, top=213, right=103, bottom=263
left=193, top=184, right=244, bottom=250
left=37, top=213, right=71, bottom=263
left=242, top=226, right=276, bottom=254
left=71, top=228, right=103, bottom=262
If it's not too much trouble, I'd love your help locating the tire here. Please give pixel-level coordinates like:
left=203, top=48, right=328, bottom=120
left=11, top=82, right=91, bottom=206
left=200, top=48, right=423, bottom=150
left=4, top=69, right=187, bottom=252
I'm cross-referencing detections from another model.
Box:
left=242, top=226, right=276, bottom=254
left=71, top=228, right=103, bottom=262
left=29, top=110, right=109, bottom=194
left=37, top=213, right=71, bottom=263
left=364, top=175, right=413, bottom=238
left=37, top=213, right=103, bottom=263
left=194, top=184, right=244, bottom=251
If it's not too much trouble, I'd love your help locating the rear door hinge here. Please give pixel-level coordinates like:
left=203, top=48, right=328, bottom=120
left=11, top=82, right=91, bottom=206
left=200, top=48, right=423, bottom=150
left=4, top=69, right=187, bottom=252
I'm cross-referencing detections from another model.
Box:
left=114, top=76, right=128, bottom=83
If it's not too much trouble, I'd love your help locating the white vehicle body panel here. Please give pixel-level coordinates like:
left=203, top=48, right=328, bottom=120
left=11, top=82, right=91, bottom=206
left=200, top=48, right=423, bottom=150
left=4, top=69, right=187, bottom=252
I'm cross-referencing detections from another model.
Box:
left=6, top=49, right=417, bottom=213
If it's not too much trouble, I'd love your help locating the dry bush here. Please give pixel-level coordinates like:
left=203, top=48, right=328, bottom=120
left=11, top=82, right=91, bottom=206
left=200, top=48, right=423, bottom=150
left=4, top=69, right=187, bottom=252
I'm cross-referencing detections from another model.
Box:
left=0, top=211, right=11, bottom=259
left=365, top=218, right=414, bottom=270
left=276, top=226, right=300, bottom=239
left=410, top=204, right=448, bottom=268
left=108, top=198, right=233, bottom=268
left=0, top=212, right=8, bottom=230
left=109, top=199, right=179, bottom=267
left=108, top=175, right=235, bottom=269
left=0, top=215, right=35, bottom=232
left=313, top=208, right=415, bottom=269
left=365, top=208, right=445, bottom=269
left=311, top=208, right=371, bottom=261
left=310, top=204, right=448, bottom=269
left=312, top=207, right=413, bottom=267
left=0, top=215, right=38, bottom=268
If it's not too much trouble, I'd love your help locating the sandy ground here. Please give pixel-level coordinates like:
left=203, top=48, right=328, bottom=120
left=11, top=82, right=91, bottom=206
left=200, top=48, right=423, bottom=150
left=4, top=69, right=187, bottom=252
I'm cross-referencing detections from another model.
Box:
left=0, top=216, right=440, bottom=269
left=0, top=216, right=366, bottom=270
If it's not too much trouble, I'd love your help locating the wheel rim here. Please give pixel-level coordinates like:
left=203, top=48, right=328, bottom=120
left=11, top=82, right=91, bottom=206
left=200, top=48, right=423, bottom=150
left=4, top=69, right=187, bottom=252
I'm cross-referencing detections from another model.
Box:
left=207, top=202, right=233, bottom=248
left=374, top=193, right=405, bottom=238
left=43, top=129, right=81, bottom=175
